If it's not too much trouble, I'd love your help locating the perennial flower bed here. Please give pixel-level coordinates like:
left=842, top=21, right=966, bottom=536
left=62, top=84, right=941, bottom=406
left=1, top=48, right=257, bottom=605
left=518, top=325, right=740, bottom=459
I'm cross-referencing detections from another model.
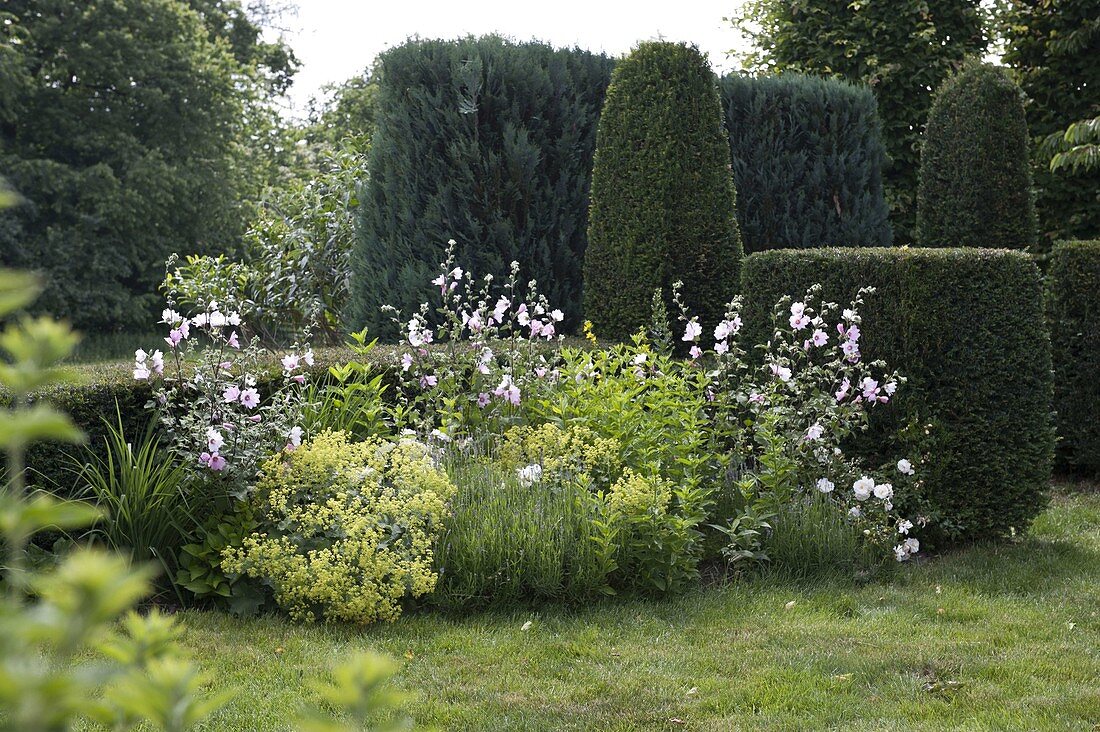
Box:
left=122, top=242, right=928, bottom=622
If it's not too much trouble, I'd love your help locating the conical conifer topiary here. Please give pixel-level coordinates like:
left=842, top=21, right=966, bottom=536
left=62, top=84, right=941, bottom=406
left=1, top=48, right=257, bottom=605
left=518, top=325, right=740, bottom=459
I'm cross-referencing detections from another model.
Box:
left=584, top=42, right=742, bottom=340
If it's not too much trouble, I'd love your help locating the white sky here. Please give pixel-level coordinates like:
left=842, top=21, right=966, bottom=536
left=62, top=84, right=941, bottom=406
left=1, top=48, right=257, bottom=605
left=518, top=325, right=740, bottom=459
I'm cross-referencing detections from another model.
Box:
left=281, top=0, right=751, bottom=116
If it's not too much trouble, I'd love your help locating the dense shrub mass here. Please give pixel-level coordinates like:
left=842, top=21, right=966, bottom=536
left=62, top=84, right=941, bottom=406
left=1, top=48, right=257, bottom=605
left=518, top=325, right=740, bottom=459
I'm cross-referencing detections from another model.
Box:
left=719, top=73, right=891, bottom=253
left=350, top=36, right=613, bottom=336
left=222, top=432, right=455, bottom=624
left=1048, top=240, right=1100, bottom=472
left=584, top=42, right=742, bottom=340
left=0, top=0, right=294, bottom=331
left=741, top=248, right=1054, bottom=543
left=732, top=0, right=987, bottom=245
left=1002, top=0, right=1100, bottom=245
left=916, top=64, right=1037, bottom=249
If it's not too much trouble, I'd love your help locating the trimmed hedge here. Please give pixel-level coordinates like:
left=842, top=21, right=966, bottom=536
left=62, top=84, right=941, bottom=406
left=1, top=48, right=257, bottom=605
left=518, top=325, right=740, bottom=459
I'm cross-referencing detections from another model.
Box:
left=741, top=248, right=1053, bottom=544
left=1048, top=240, right=1100, bottom=472
left=915, top=63, right=1037, bottom=250
left=719, top=73, right=891, bottom=253
left=350, top=36, right=614, bottom=337
left=584, top=42, right=742, bottom=340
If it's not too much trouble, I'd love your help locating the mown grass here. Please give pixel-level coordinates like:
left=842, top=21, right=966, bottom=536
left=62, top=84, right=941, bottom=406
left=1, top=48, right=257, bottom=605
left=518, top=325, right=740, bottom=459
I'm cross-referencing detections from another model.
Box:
left=169, top=485, right=1100, bottom=731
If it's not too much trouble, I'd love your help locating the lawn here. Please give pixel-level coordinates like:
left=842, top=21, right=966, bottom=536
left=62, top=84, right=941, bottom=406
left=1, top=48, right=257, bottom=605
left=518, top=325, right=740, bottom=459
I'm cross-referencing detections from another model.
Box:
left=177, top=485, right=1100, bottom=731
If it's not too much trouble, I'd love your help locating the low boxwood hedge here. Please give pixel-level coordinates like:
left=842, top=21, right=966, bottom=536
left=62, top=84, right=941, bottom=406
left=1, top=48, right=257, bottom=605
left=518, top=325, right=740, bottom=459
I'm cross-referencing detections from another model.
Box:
left=1048, top=240, right=1100, bottom=473
left=741, top=248, right=1054, bottom=544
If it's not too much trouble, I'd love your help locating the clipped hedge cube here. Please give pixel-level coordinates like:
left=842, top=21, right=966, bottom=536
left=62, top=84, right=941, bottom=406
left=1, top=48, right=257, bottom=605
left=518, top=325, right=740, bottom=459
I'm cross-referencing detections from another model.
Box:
left=742, top=248, right=1054, bottom=544
left=1048, top=240, right=1100, bottom=472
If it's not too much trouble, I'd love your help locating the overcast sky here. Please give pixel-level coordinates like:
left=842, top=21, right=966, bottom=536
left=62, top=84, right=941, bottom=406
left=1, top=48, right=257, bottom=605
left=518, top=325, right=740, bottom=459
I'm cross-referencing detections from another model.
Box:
left=280, top=0, right=751, bottom=116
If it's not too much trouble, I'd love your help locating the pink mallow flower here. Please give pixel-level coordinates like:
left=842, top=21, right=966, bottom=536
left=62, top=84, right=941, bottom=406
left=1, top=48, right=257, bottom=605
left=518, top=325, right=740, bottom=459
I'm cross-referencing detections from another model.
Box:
left=281, top=353, right=300, bottom=372
left=689, top=345, right=702, bottom=360
left=769, top=363, right=792, bottom=382
left=239, top=388, right=260, bottom=409
left=682, top=320, right=702, bottom=342
left=223, top=384, right=241, bottom=403
left=477, top=392, right=491, bottom=408
left=835, top=378, right=850, bottom=401
left=420, top=374, right=438, bottom=389
left=494, top=375, right=521, bottom=406
left=227, top=331, right=240, bottom=349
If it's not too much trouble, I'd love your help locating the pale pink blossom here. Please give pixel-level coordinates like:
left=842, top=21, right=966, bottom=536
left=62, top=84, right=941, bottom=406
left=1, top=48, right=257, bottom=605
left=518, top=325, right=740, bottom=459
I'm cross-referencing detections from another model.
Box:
left=239, top=388, right=260, bottom=409
left=682, top=320, right=702, bottom=342
left=223, top=385, right=241, bottom=403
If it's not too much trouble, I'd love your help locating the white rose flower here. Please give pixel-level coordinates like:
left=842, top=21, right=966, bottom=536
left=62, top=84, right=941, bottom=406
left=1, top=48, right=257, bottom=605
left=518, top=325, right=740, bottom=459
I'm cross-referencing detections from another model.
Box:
left=873, top=482, right=893, bottom=501
left=815, top=478, right=835, bottom=494
left=517, top=464, right=543, bottom=487
left=852, top=476, right=875, bottom=501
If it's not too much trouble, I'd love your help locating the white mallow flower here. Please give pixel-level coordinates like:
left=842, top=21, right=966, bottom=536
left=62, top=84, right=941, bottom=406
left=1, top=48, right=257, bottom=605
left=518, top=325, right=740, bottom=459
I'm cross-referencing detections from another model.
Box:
left=805, top=423, right=824, bottom=441
left=517, top=464, right=543, bottom=487
left=852, top=476, right=875, bottom=501
left=897, top=519, right=914, bottom=535
left=550, top=309, right=564, bottom=322
left=894, top=545, right=910, bottom=562
left=288, top=426, right=303, bottom=448
left=897, top=458, right=915, bottom=476
left=815, top=478, right=835, bottom=494
left=206, top=427, right=225, bottom=453
left=873, top=482, right=894, bottom=501
left=632, top=353, right=647, bottom=366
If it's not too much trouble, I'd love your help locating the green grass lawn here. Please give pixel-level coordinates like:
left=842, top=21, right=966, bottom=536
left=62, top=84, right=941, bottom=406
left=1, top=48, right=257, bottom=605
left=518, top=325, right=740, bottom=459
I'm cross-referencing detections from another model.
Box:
left=178, top=486, right=1100, bottom=731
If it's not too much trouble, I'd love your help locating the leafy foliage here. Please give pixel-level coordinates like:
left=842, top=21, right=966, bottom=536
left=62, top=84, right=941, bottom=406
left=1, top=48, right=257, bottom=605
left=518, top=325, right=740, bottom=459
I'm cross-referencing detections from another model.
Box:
left=719, top=73, right=891, bottom=253
left=350, top=36, right=614, bottom=336
left=741, top=248, right=1054, bottom=544
left=916, top=63, right=1037, bottom=249
left=1045, top=116, right=1100, bottom=173
left=584, top=42, right=742, bottom=340
left=1047, top=240, right=1100, bottom=472
left=0, top=260, right=227, bottom=730
left=733, top=0, right=987, bottom=244
left=0, top=0, right=293, bottom=331
left=435, top=443, right=618, bottom=607
left=223, top=432, right=455, bottom=624
left=74, top=413, right=192, bottom=584
left=1001, top=0, right=1100, bottom=245
left=164, top=140, right=367, bottom=343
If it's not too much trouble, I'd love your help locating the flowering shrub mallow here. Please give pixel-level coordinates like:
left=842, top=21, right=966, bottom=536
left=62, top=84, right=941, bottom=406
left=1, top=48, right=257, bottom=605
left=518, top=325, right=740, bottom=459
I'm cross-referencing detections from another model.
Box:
left=134, top=299, right=308, bottom=496
left=383, top=241, right=563, bottom=438
left=672, top=282, right=924, bottom=563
